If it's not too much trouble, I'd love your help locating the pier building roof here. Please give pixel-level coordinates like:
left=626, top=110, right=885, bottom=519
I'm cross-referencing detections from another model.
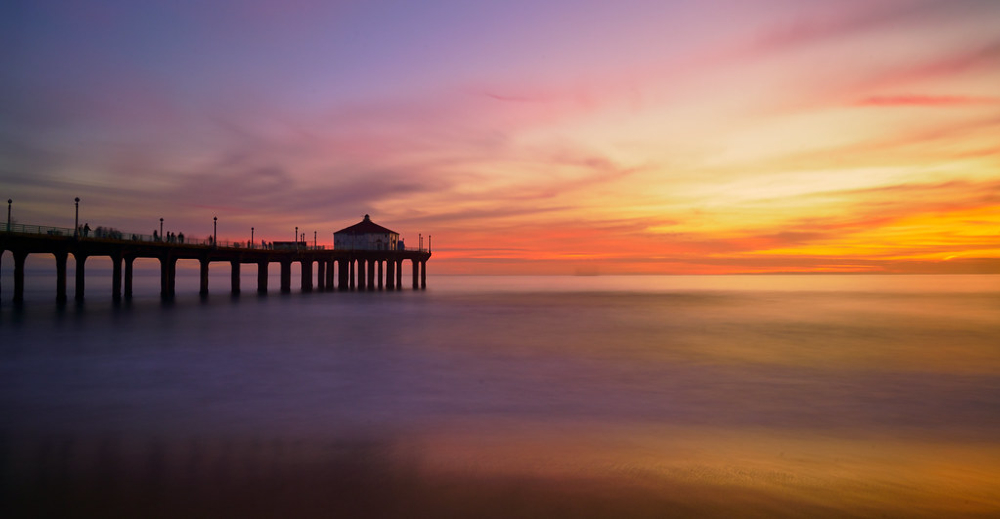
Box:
left=334, top=214, right=397, bottom=236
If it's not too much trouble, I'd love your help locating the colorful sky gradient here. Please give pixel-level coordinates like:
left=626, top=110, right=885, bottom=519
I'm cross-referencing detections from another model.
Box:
left=2, top=0, right=999, bottom=274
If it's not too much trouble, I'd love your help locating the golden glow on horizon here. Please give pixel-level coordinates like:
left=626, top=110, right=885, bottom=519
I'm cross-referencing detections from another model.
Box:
left=744, top=205, right=1000, bottom=260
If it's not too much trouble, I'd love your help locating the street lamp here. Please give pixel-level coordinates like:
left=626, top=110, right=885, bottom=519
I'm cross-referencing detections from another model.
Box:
left=6, top=199, right=11, bottom=232
left=213, top=216, right=218, bottom=246
left=429, top=235, right=432, bottom=253
left=160, top=218, right=164, bottom=240
left=74, top=197, right=80, bottom=237
left=314, top=231, right=317, bottom=249
left=295, top=226, right=298, bottom=250
left=251, top=227, right=254, bottom=249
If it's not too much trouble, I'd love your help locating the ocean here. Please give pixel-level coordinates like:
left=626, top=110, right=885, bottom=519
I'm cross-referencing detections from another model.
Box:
left=2, top=270, right=999, bottom=517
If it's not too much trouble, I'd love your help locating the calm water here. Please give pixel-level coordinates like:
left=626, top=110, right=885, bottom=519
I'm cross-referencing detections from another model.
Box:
left=1, top=272, right=999, bottom=517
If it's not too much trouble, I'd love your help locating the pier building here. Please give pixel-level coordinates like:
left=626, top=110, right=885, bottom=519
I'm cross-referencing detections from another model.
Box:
left=334, top=215, right=399, bottom=251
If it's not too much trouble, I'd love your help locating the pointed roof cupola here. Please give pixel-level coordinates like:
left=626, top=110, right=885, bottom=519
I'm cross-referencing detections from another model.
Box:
left=334, top=215, right=397, bottom=235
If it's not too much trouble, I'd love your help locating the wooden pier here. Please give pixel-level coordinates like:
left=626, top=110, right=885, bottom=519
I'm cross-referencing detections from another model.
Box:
left=0, top=224, right=431, bottom=304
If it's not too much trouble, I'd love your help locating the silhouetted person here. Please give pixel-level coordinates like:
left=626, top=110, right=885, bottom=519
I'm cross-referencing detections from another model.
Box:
left=178, top=232, right=184, bottom=243
left=83, top=223, right=90, bottom=237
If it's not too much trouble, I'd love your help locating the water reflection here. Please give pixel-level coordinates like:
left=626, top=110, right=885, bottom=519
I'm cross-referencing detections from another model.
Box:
left=3, top=428, right=999, bottom=518
left=1, top=275, right=999, bottom=517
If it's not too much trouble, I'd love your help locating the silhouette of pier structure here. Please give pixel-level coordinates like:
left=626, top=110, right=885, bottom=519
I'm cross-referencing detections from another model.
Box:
left=1, top=217, right=431, bottom=304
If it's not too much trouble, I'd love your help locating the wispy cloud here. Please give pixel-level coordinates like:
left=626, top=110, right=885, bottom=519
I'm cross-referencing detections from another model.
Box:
left=483, top=92, right=552, bottom=104
left=855, top=94, right=999, bottom=107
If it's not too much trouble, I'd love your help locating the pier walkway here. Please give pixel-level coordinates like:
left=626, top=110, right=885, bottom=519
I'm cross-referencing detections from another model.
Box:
left=1, top=222, right=431, bottom=304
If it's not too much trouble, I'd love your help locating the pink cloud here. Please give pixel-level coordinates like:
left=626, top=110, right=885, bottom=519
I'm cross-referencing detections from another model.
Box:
left=855, top=94, right=1000, bottom=107
left=483, top=92, right=553, bottom=104
left=858, top=40, right=1000, bottom=94
left=741, top=1, right=916, bottom=56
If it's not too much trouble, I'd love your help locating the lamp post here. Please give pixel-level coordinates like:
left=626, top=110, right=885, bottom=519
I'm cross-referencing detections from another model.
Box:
left=251, top=227, right=254, bottom=249
left=159, top=218, right=163, bottom=240
left=295, top=226, right=298, bottom=250
left=419, top=233, right=422, bottom=251
left=429, top=235, right=432, bottom=253
left=213, top=216, right=218, bottom=246
left=74, top=197, right=80, bottom=237
left=314, top=231, right=317, bottom=249
left=6, top=199, right=11, bottom=232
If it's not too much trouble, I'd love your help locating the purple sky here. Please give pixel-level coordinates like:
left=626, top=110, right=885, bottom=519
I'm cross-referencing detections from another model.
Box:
left=3, top=0, right=999, bottom=273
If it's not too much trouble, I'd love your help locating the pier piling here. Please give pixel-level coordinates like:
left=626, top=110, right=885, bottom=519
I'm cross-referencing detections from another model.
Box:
left=231, top=261, right=240, bottom=295
left=75, top=253, right=86, bottom=302
left=55, top=252, right=68, bottom=303
left=112, top=254, right=122, bottom=301
left=13, top=250, right=27, bottom=304
left=124, top=257, right=134, bottom=299
left=301, top=260, right=312, bottom=292
left=280, top=261, right=292, bottom=293
left=257, top=261, right=268, bottom=294
left=199, top=258, right=210, bottom=297
left=160, top=256, right=177, bottom=300
left=339, top=259, right=349, bottom=291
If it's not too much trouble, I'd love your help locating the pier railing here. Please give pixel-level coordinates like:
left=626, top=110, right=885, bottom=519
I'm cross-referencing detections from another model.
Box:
left=2, top=221, right=428, bottom=252
left=0, top=221, right=332, bottom=250
left=2, top=222, right=76, bottom=237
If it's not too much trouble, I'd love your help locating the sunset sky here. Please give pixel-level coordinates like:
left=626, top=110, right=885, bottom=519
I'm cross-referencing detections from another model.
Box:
left=2, top=0, right=998, bottom=274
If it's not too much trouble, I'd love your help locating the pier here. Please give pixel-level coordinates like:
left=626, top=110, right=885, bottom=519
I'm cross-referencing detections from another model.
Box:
left=0, top=221, right=431, bottom=304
